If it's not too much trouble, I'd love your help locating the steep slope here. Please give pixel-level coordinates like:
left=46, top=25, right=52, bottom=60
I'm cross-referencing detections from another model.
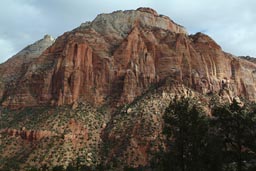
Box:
left=1, top=8, right=256, bottom=109
left=0, top=81, right=202, bottom=170
left=1, top=7, right=256, bottom=171
left=0, top=103, right=105, bottom=170
left=240, top=55, right=256, bottom=63
left=0, top=35, right=55, bottom=105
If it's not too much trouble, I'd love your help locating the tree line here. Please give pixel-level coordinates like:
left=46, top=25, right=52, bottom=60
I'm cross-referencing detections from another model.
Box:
left=153, top=97, right=256, bottom=171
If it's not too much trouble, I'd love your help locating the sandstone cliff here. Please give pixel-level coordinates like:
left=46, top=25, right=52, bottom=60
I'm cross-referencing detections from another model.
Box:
left=1, top=8, right=255, bottom=109
left=0, top=35, right=55, bottom=106
left=0, top=8, right=255, bottom=109
left=1, top=7, right=256, bottom=170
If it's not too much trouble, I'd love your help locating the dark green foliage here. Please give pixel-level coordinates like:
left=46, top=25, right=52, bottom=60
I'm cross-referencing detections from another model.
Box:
left=79, top=165, right=92, bottom=171
left=124, top=165, right=147, bottom=171
left=65, top=157, right=95, bottom=171
left=66, top=164, right=76, bottom=171
left=27, top=167, right=39, bottom=171
left=65, top=163, right=102, bottom=171
left=162, top=97, right=210, bottom=171
left=52, top=165, right=65, bottom=171
left=158, top=97, right=256, bottom=171
left=212, top=99, right=256, bottom=171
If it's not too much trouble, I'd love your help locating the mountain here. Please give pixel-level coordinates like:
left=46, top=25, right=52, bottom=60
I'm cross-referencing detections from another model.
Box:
left=0, top=35, right=55, bottom=106
left=1, top=7, right=256, bottom=170
left=239, top=55, right=256, bottom=63
left=1, top=8, right=256, bottom=110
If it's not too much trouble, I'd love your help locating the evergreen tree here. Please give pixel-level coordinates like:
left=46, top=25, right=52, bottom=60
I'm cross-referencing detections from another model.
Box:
left=66, top=164, right=76, bottom=171
left=163, top=97, right=209, bottom=171
left=212, top=99, right=256, bottom=171
left=52, top=165, right=65, bottom=171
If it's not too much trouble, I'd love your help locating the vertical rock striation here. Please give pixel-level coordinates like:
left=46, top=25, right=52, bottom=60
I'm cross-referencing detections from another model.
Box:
left=0, top=8, right=256, bottom=109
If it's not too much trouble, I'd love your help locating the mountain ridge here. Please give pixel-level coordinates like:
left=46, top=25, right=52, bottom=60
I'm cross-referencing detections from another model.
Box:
left=1, top=8, right=256, bottom=109
left=1, top=7, right=256, bottom=170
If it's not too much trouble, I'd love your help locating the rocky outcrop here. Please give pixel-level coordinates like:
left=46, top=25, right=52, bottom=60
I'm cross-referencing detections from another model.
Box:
left=2, top=128, right=55, bottom=141
left=1, top=7, right=256, bottom=170
left=1, top=118, right=88, bottom=142
left=64, top=119, right=88, bottom=142
left=1, top=8, right=256, bottom=109
left=0, top=34, right=55, bottom=81
left=239, top=56, right=256, bottom=64
left=0, top=35, right=55, bottom=107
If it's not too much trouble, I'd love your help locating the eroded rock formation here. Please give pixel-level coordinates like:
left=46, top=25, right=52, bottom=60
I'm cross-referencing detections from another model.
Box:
left=1, top=118, right=88, bottom=142
left=1, top=8, right=256, bottom=109
left=2, top=128, right=55, bottom=141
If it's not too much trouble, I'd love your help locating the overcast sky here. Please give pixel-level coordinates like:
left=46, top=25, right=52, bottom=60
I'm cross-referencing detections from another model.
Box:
left=0, top=0, right=255, bottom=63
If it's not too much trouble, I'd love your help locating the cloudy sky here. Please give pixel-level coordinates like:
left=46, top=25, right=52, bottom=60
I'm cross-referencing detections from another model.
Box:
left=0, top=0, right=255, bottom=63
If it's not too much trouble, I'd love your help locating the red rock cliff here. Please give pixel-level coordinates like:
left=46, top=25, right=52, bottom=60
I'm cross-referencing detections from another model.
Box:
left=1, top=8, right=256, bottom=108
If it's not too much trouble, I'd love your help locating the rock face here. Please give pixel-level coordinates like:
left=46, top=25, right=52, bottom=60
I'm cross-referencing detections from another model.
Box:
left=0, top=104, right=104, bottom=170
left=0, top=118, right=88, bottom=142
left=2, top=7, right=256, bottom=171
left=240, top=56, right=256, bottom=63
left=0, top=34, right=55, bottom=81
left=1, top=8, right=256, bottom=109
left=0, top=35, right=55, bottom=107
left=2, top=128, right=55, bottom=141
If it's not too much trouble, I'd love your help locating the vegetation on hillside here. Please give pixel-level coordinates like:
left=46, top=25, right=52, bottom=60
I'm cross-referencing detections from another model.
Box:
left=1, top=94, right=256, bottom=171
left=153, top=97, right=256, bottom=171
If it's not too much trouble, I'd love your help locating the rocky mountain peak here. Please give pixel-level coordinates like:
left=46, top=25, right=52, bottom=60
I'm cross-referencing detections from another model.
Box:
left=10, top=34, right=55, bottom=59
left=136, top=7, right=159, bottom=15
left=79, top=7, right=187, bottom=38
left=0, top=34, right=55, bottom=87
left=23, top=34, right=55, bottom=55
left=1, top=8, right=256, bottom=170
left=1, top=8, right=256, bottom=109
left=191, top=32, right=221, bottom=49
left=43, top=34, right=55, bottom=41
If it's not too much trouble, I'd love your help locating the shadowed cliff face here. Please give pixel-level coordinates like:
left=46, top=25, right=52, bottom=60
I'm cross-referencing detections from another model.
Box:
left=1, top=8, right=256, bottom=109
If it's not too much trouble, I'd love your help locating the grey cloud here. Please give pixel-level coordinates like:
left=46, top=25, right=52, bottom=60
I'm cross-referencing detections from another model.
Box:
left=151, top=0, right=256, bottom=56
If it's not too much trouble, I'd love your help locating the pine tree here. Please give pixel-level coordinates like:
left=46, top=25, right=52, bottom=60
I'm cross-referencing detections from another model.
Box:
left=212, top=99, right=256, bottom=171
left=163, top=97, right=209, bottom=171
